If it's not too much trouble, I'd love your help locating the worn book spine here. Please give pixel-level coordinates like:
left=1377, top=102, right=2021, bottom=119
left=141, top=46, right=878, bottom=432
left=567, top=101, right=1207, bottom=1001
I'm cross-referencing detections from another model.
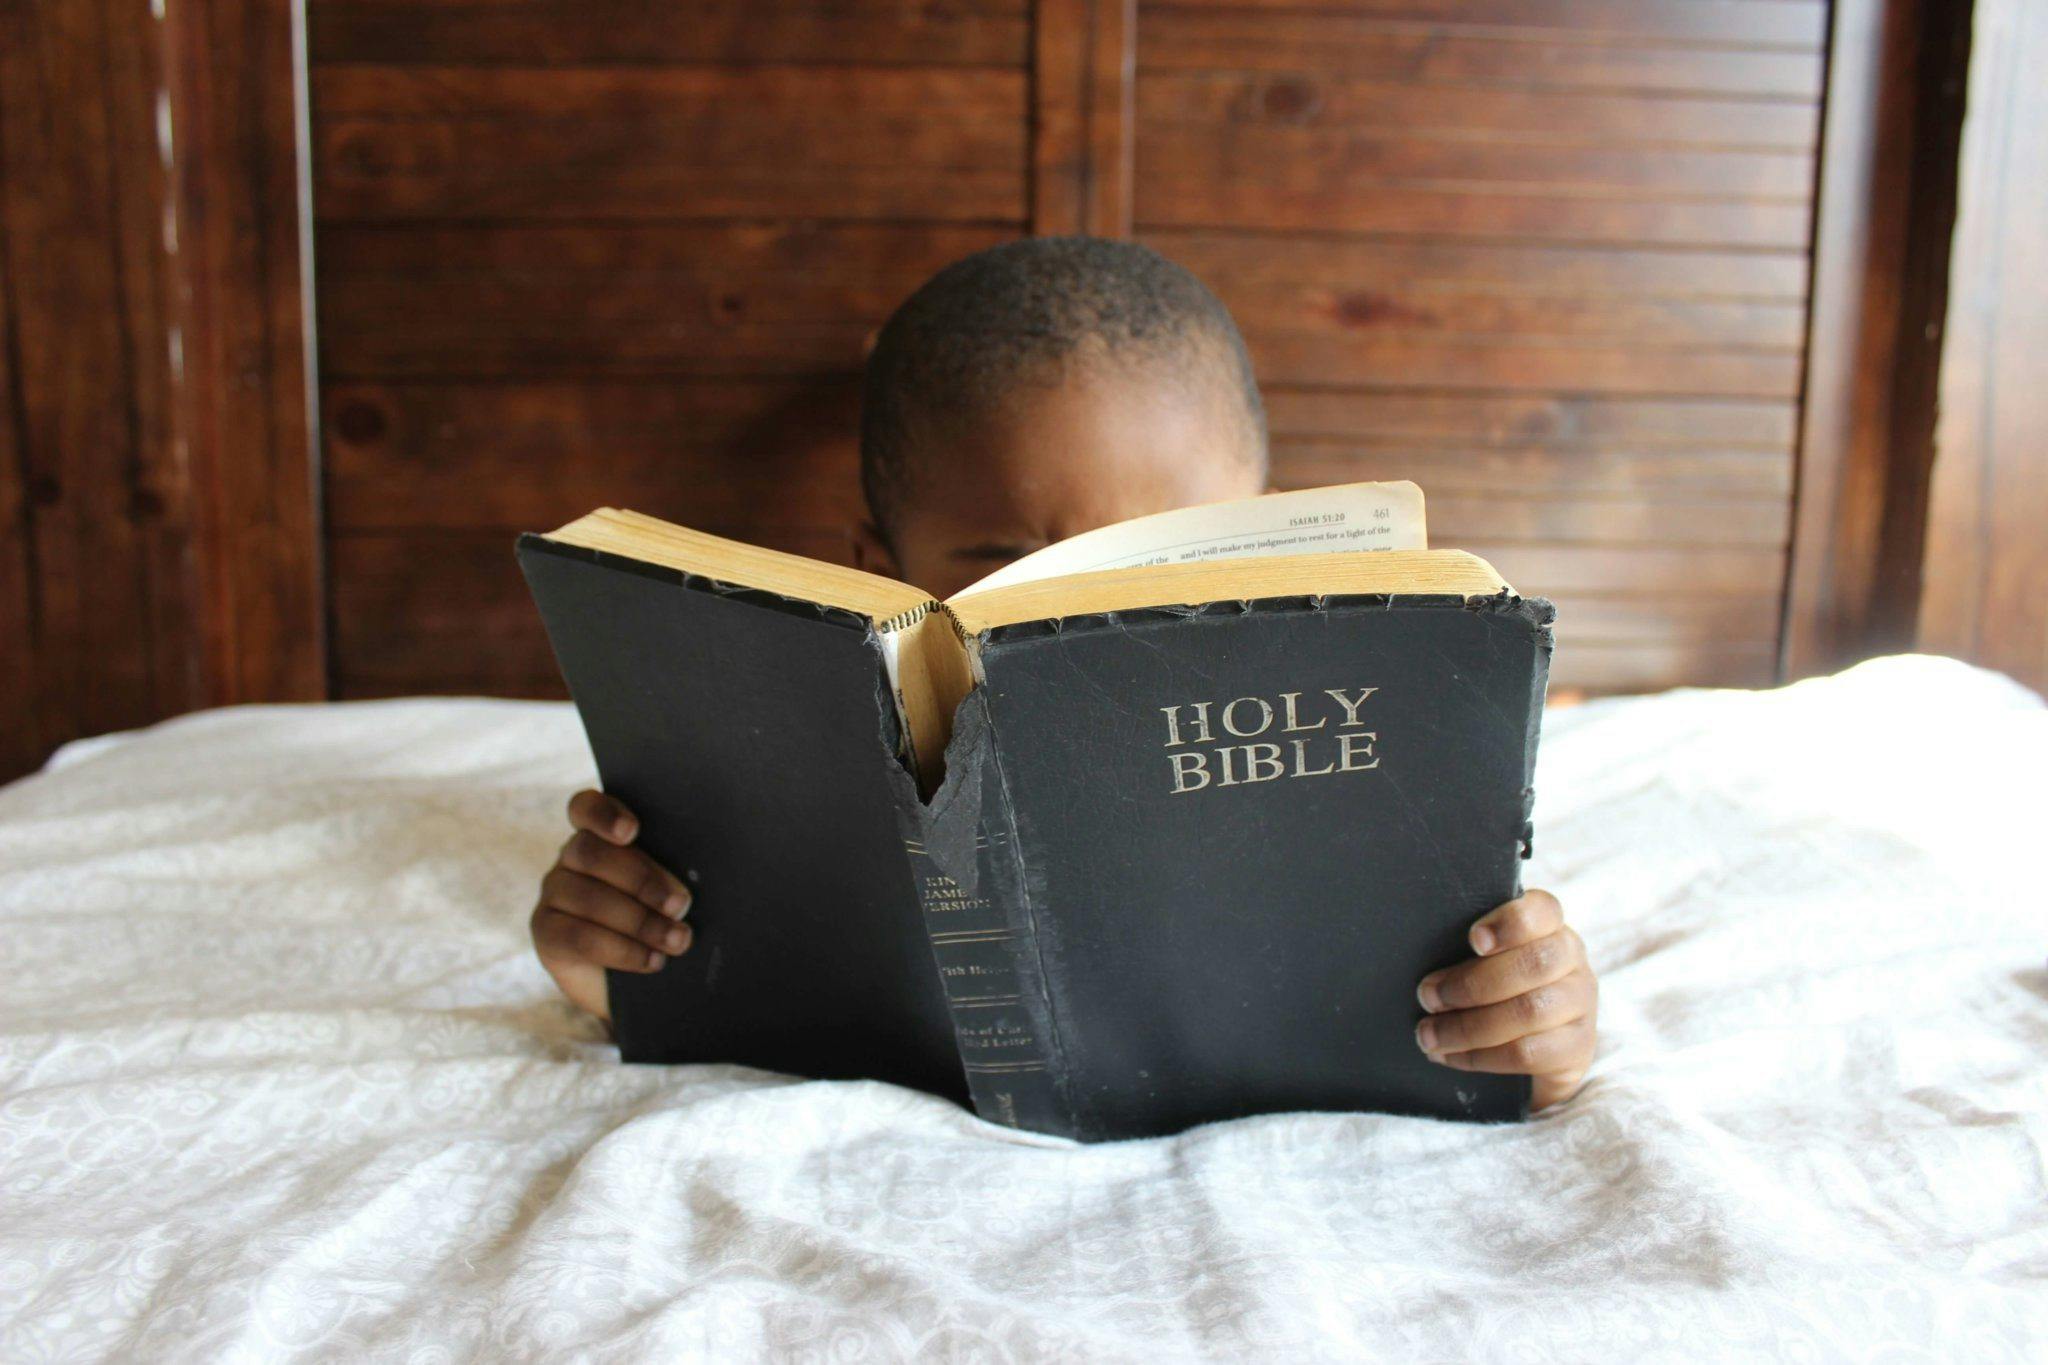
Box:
left=894, top=688, right=1072, bottom=1137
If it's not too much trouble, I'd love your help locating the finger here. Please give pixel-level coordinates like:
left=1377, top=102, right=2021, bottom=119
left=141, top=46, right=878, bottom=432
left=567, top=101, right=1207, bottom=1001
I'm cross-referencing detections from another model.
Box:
left=1419, top=926, right=1583, bottom=1012
left=533, top=905, right=669, bottom=974
left=567, top=789, right=639, bottom=845
left=1415, top=968, right=1594, bottom=1056
left=541, top=867, right=694, bottom=958
left=1469, top=888, right=1563, bottom=956
left=1428, top=1018, right=1596, bottom=1077
left=1532, top=1070, right=1588, bottom=1112
left=559, top=830, right=691, bottom=919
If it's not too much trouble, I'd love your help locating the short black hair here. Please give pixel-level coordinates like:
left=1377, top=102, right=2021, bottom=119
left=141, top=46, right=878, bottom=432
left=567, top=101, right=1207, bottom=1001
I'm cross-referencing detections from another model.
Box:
left=859, top=236, right=1267, bottom=538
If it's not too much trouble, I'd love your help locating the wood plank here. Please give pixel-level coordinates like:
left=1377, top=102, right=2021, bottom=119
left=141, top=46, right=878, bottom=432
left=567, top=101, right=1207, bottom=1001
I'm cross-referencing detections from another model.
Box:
left=1546, top=640, right=1779, bottom=692
left=1140, top=124, right=1812, bottom=202
left=165, top=0, right=326, bottom=703
left=1138, top=12, right=1826, bottom=100
left=0, top=176, right=38, bottom=779
left=1781, top=0, right=1967, bottom=678
left=1918, top=0, right=2048, bottom=693
left=317, top=223, right=1015, bottom=378
left=0, top=0, right=201, bottom=777
left=1421, top=494, right=1788, bottom=547
left=1136, top=181, right=1812, bottom=250
left=1229, top=289, right=1804, bottom=350
left=1265, top=390, right=1798, bottom=446
left=1151, top=231, right=1810, bottom=303
left=1274, top=442, right=1793, bottom=501
left=310, top=0, right=1031, bottom=68
left=1146, top=1, right=1827, bottom=49
left=1244, top=332, right=1802, bottom=398
left=311, top=66, right=1027, bottom=222
left=1140, top=74, right=1820, bottom=152
left=1461, top=542, right=1786, bottom=594
left=1542, top=592, right=1784, bottom=644
left=324, top=379, right=865, bottom=530
left=1031, top=0, right=1135, bottom=235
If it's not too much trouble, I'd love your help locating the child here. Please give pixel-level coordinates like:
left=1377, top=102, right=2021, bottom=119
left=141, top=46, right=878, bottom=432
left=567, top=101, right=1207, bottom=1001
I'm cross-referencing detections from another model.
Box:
left=530, top=238, right=1597, bottom=1111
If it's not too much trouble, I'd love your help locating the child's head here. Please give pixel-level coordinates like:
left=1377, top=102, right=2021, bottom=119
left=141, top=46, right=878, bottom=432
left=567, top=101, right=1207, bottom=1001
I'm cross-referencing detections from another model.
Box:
left=858, top=237, right=1268, bottom=597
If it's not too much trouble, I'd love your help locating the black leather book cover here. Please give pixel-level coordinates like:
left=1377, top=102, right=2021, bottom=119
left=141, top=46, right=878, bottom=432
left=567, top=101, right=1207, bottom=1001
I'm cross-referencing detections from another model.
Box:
left=516, top=536, right=968, bottom=1104
left=521, top=533, right=1551, bottom=1142
left=952, top=594, right=1552, bottom=1140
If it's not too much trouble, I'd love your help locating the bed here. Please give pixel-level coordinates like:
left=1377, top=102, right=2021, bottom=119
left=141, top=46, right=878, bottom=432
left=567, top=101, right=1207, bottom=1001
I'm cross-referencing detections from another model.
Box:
left=1, top=654, right=2042, bottom=1360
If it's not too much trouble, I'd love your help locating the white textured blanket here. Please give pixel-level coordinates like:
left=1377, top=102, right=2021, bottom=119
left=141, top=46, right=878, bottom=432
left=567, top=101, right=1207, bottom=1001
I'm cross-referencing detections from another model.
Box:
left=0, top=655, right=2042, bottom=1361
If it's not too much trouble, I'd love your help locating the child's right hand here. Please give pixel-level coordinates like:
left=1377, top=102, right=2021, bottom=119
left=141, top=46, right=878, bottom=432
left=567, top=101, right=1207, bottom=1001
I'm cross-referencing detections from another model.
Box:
left=530, top=790, right=693, bottom=1021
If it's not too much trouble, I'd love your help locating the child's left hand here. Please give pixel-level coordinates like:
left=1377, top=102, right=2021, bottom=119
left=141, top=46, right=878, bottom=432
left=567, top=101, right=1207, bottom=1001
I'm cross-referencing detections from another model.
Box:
left=1414, top=889, right=1596, bottom=1111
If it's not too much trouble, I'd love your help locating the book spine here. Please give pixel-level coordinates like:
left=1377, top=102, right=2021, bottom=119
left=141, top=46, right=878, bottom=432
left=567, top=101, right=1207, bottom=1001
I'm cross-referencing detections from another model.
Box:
left=899, top=690, right=1071, bottom=1138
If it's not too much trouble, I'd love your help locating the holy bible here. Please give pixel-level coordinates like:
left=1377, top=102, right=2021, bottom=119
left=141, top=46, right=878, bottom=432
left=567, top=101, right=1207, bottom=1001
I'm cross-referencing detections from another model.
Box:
left=516, top=482, right=1554, bottom=1142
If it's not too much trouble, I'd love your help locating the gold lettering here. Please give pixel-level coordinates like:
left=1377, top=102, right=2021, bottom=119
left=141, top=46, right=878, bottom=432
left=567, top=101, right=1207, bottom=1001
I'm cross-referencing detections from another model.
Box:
left=1280, top=692, right=1326, bottom=733
left=1324, top=687, right=1379, bottom=727
left=1291, top=738, right=1335, bottom=777
left=1337, top=731, right=1380, bottom=771
left=1241, top=743, right=1285, bottom=782
left=1222, top=696, right=1274, bottom=738
left=1169, top=751, right=1211, bottom=793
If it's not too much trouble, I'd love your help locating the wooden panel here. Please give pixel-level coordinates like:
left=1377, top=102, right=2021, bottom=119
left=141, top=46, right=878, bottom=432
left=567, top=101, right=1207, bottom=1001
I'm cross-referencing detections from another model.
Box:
left=165, top=0, right=326, bottom=704
left=1918, top=0, right=2048, bottom=695
left=1128, top=0, right=1824, bottom=693
left=1147, top=0, right=1827, bottom=47
left=1141, top=11, right=1824, bottom=99
left=1266, top=391, right=1797, bottom=447
left=317, top=223, right=1014, bottom=378
left=1140, top=76, right=1820, bottom=152
left=310, top=0, right=1032, bottom=67
left=324, top=379, right=865, bottom=530
left=0, top=0, right=200, bottom=780
left=312, top=66, right=1028, bottom=222
left=1032, top=0, right=1135, bottom=234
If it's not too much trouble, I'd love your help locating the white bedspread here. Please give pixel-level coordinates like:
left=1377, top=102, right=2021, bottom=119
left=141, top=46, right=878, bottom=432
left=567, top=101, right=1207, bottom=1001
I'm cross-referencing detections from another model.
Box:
left=1, top=655, right=2043, bottom=1361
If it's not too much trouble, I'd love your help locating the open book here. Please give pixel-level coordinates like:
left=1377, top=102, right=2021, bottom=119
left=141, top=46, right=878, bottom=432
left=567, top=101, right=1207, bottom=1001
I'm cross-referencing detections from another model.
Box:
left=518, top=482, right=1553, bottom=1141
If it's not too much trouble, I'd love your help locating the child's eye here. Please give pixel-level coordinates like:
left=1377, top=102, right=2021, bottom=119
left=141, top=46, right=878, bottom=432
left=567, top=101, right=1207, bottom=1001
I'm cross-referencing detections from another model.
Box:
left=952, top=542, right=1039, bottom=563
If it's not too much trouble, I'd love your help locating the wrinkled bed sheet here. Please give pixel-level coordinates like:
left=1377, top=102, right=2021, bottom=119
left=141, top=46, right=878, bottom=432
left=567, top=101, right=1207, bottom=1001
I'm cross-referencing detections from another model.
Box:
left=0, top=654, right=2042, bottom=1361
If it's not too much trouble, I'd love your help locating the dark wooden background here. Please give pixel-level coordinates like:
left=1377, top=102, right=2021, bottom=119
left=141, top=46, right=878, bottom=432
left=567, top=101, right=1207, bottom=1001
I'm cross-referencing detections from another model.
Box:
left=2, top=0, right=2041, bottom=782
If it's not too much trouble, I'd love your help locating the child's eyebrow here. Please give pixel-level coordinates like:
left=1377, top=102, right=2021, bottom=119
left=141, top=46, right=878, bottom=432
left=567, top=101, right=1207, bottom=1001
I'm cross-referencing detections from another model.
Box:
left=950, top=541, right=1040, bottom=562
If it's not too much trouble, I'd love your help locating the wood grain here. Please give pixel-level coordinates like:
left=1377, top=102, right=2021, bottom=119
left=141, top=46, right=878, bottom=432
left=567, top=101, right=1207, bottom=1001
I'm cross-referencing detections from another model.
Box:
left=324, top=379, right=865, bottom=530
left=1139, top=11, right=1824, bottom=99
left=165, top=0, right=326, bottom=705
left=1918, top=0, right=2048, bottom=694
left=1781, top=0, right=1970, bottom=678
left=0, top=0, right=200, bottom=779
left=1146, top=0, right=1826, bottom=48
left=1031, top=0, right=1135, bottom=235
left=317, top=223, right=1015, bottom=378
left=312, top=66, right=1028, bottom=222
left=310, top=0, right=1031, bottom=67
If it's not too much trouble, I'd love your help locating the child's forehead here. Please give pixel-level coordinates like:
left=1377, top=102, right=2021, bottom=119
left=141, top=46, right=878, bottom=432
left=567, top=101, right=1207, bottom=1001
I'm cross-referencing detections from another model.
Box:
left=908, top=365, right=1261, bottom=527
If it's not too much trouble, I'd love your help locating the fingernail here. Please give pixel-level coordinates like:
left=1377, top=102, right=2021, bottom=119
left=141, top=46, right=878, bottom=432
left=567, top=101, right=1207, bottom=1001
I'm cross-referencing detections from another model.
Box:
left=665, top=889, right=691, bottom=919
left=1415, top=1019, right=1437, bottom=1052
left=663, top=926, right=689, bottom=954
left=645, top=949, right=662, bottom=970
left=614, top=817, right=638, bottom=842
left=1471, top=925, right=1496, bottom=955
left=1417, top=974, right=1445, bottom=1013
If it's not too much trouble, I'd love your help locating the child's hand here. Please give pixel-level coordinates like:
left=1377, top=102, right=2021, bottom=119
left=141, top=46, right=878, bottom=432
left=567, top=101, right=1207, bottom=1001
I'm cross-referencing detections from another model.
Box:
left=1414, top=889, right=1596, bottom=1111
left=530, top=790, right=693, bottom=1021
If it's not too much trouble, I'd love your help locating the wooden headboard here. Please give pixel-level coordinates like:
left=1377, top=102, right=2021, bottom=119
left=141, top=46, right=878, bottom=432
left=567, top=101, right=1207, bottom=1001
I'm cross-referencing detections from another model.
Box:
left=8, top=0, right=2010, bottom=781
